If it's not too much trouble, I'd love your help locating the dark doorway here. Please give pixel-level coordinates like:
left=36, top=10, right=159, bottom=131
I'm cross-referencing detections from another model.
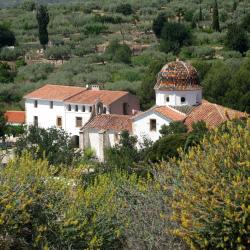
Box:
left=71, top=135, right=80, bottom=148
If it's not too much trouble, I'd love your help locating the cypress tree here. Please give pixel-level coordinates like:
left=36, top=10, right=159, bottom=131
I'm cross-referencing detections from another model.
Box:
left=36, top=5, right=49, bottom=49
left=212, top=0, right=220, bottom=32
left=199, top=0, right=203, bottom=21
left=233, top=0, right=237, bottom=11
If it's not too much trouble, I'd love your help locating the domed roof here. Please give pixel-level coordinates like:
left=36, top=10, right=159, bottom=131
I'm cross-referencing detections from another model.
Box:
left=154, top=60, right=200, bottom=91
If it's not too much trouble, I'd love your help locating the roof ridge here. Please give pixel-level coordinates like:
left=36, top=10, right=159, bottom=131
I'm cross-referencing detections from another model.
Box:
left=64, top=89, right=88, bottom=102
left=6, top=110, right=25, bottom=112
left=44, top=83, right=85, bottom=89
left=166, top=105, right=187, bottom=116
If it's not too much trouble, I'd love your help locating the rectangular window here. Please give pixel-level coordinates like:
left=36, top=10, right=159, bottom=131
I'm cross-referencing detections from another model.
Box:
left=68, top=104, right=71, bottom=111
left=166, top=96, right=170, bottom=102
left=56, top=117, right=62, bottom=127
left=50, top=101, right=53, bottom=109
left=34, top=100, right=38, bottom=108
left=76, top=117, right=82, bottom=127
left=82, top=105, right=85, bottom=112
left=89, top=106, right=92, bottom=112
left=150, top=119, right=156, bottom=131
left=34, top=116, right=38, bottom=126
left=75, top=105, right=78, bottom=112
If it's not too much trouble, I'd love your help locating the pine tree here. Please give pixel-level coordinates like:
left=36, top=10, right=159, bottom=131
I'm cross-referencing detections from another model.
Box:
left=36, top=5, right=49, bottom=49
left=212, top=0, right=220, bottom=32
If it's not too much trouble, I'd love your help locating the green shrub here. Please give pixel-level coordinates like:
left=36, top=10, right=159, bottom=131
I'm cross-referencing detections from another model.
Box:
left=0, top=153, right=153, bottom=249
left=116, top=3, right=133, bottom=16
left=15, top=63, right=54, bottom=83
left=15, top=126, right=80, bottom=167
left=0, top=47, right=24, bottom=61
left=165, top=120, right=250, bottom=249
left=0, top=62, right=14, bottom=83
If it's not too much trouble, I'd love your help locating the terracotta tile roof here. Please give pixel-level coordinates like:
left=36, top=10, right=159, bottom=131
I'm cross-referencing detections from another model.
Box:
left=184, top=100, right=248, bottom=130
left=154, top=106, right=186, bottom=121
left=24, top=84, right=86, bottom=101
left=4, top=111, right=25, bottom=124
left=155, top=60, right=201, bottom=91
left=83, top=114, right=132, bottom=132
left=65, top=90, right=128, bottom=105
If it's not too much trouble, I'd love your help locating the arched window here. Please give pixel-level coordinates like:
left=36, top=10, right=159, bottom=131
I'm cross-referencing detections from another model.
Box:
left=166, top=96, right=170, bottom=102
left=181, top=97, right=186, bottom=103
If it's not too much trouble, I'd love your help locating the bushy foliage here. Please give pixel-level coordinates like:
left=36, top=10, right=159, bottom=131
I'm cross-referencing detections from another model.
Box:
left=146, top=133, right=188, bottom=163
left=0, top=47, right=24, bottom=61
left=152, top=12, right=167, bottom=38
left=15, top=126, right=80, bottom=166
left=105, top=130, right=140, bottom=171
left=160, top=122, right=187, bottom=136
left=203, top=58, right=250, bottom=112
left=163, top=120, right=250, bottom=249
left=0, top=25, right=16, bottom=48
left=225, top=24, right=249, bottom=54
left=139, top=58, right=165, bottom=110
left=20, top=0, right=36, bottom=11
left=0, top=62, right=14, bottom=83
left=105, top=40, right=132, bottom=64
left=45, top=45, right=70, bottom=61
left=160, top=22, right=192, bottom=54
left=15, top=63, right=54, bottom=83
left=1, top=153, right=174, bottom=249
left=116, top=3, right=133, bottom=16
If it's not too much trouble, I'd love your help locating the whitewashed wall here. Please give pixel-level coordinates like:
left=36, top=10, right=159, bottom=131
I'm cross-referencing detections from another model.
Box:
left=132, top=111, right=171, bottom=144
left=25, top=99, right=93, bottom=136
left=64, top=103, right=92, bottom=136
left=155, top=89, right=202, bottom=106
left=25, top=99, right=65, bottom=128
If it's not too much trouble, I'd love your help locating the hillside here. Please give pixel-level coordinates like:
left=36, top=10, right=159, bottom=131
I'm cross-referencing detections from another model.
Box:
left=0, top=0, right=249, bottom=112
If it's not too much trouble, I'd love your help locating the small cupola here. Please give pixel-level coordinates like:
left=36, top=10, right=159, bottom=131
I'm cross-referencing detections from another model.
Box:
left=155, top=60, right=202, bottom=107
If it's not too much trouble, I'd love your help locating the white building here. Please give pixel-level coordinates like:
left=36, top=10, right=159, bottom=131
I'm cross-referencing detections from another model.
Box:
left=24, top=84, right=139, bottom=146
left=14, top=60, right=245, bottom=161
left=80, top=60, right=246, bottom=160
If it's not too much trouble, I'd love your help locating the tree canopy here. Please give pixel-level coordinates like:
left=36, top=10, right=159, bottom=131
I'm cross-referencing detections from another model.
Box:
left=0, top=25, right=16, bottom=48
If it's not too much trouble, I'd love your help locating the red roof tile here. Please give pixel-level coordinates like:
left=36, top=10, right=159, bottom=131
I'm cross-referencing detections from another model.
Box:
left=83, top=114, right=132, bottom=132
left=155, top=60, right=201, bottom=91
left=5, top=111, right=25, bottom=124
left=65, top=90, right=128, bottom=105
left=24, top=84, right=86, bottom=101
left=154, top=106, right=186, bottom=121
left=184, top=100, right=248, bottom=130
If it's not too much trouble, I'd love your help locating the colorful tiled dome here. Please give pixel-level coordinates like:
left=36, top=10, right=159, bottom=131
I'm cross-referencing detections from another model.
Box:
left=154, top=60, right=200, bottom=90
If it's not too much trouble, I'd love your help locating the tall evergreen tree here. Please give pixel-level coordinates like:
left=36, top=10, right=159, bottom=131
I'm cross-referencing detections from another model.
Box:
left=199, top=0, right=202, bottom=21
left=232, top=0, right=237, bottom=11
left=152, top=12, right=167, bottom=38
left=36, top=5, right=49, bottom=49
left=212, top=0, right=220, bottom=32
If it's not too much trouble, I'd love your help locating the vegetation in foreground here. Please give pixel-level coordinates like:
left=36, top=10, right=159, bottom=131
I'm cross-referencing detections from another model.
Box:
left=0, top=119, right=249, bottom=249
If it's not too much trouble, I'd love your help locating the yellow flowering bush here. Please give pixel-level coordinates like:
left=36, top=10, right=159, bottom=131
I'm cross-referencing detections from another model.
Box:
left=0, top=153, right=146, bottom=249
left=162, top=120, right=250, bottom=249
